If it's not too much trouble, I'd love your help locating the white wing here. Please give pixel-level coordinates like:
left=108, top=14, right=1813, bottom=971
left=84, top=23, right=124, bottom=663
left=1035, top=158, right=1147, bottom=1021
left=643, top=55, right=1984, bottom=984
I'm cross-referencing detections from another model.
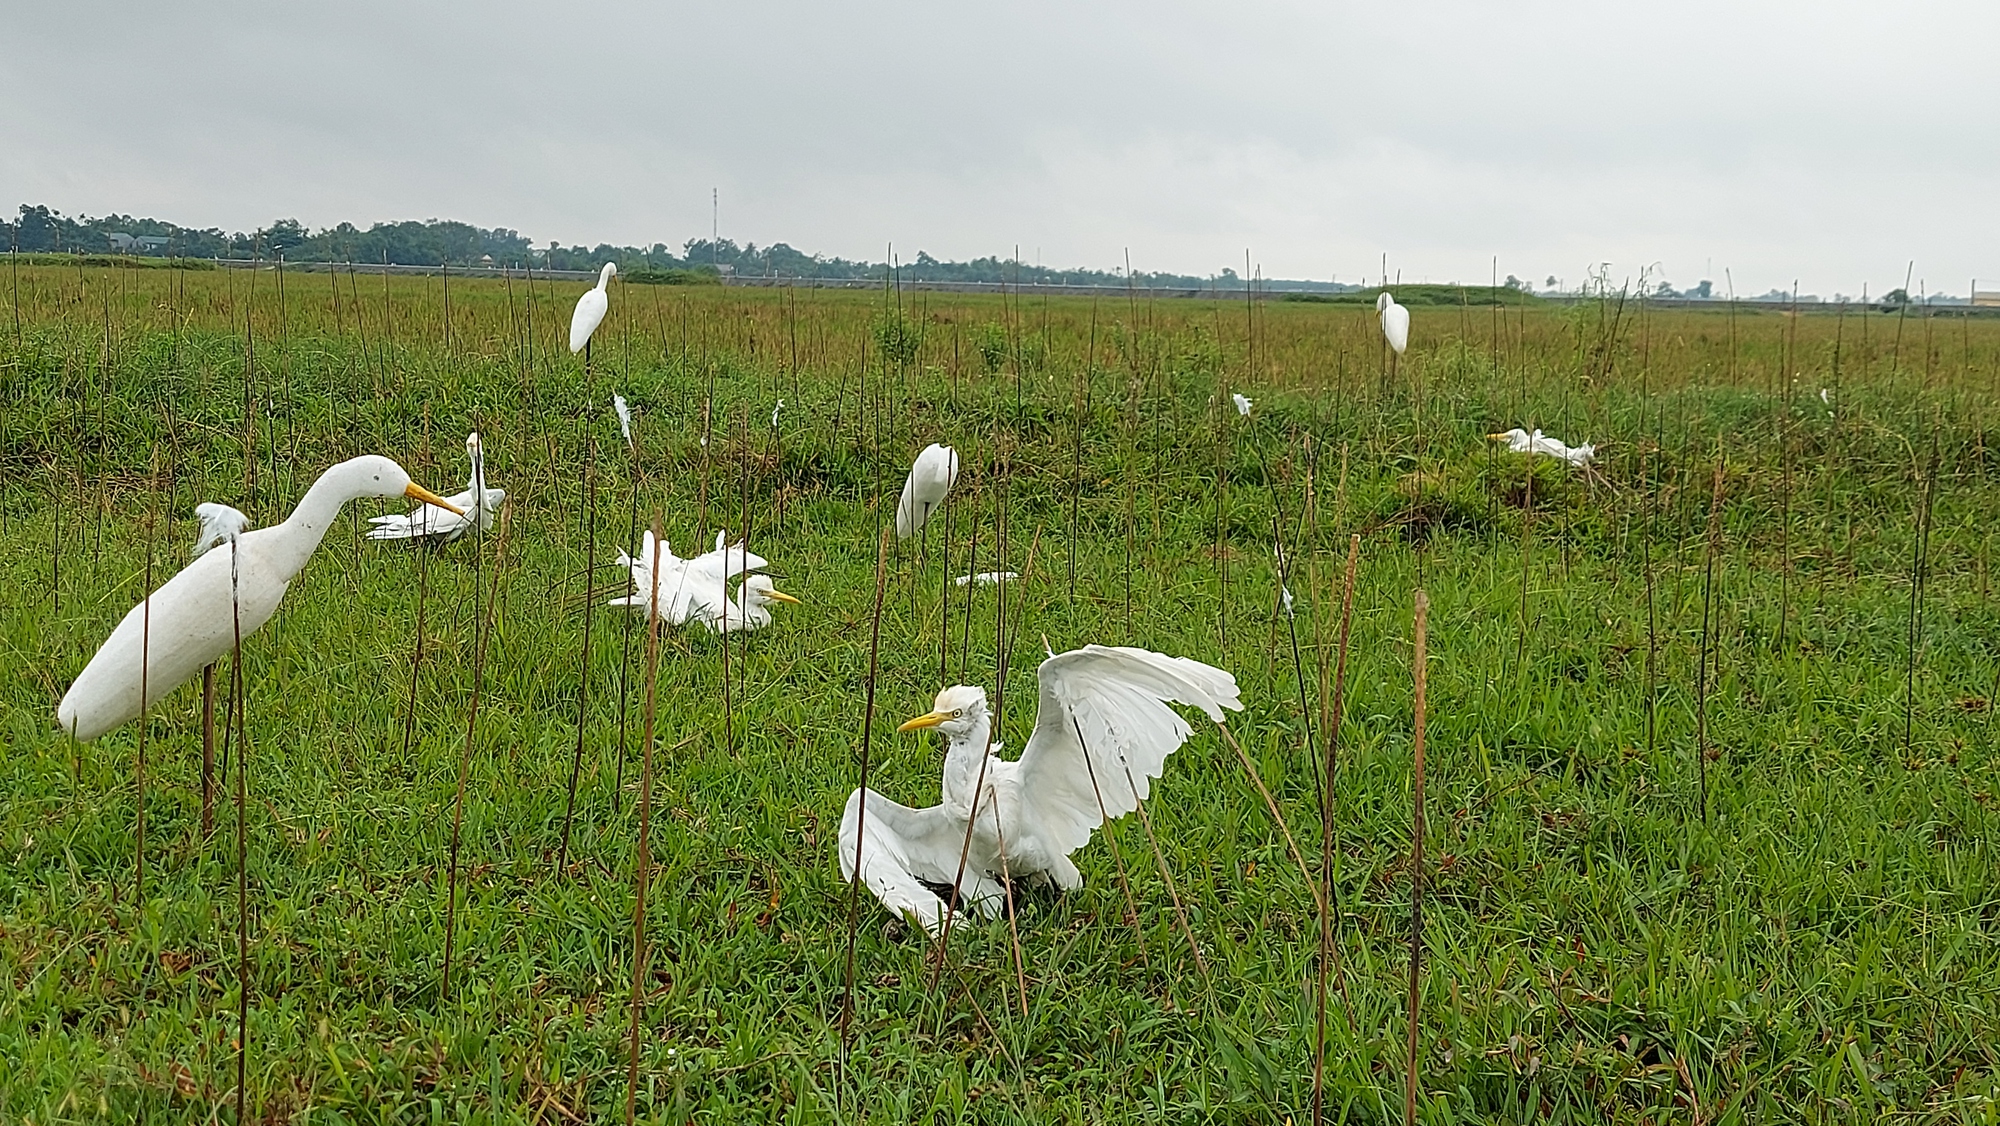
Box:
left=839, top=788, right=1004, bottom=935
left=365, top=487, right=478, bottom=541
left=570, top=289, right=607, bottom=354
left=895, top=444, right=958, bottom=539
left=1383, top=303, right=1410, bottom=354
left=682, top=538, right=767, bottom=586
left=1013, top=645, right=1242, bottom=858
left=192, top=503, right=251, bottom=558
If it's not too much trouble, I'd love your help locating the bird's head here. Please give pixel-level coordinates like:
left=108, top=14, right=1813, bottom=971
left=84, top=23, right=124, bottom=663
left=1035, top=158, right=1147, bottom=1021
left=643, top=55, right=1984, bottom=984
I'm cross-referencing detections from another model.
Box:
left=600, top=262, right=618, bottom=286
left=898, top=685, right=988, bottom=740
left=340, top=455, right=467, bottom=515
left=466, top=432, right=483, bottom=460
left=1488, top=428, right=1530, bottom=445
left=1377, top=291, right=1394, bottom=312
left=739, top=574, right=801, bottom=612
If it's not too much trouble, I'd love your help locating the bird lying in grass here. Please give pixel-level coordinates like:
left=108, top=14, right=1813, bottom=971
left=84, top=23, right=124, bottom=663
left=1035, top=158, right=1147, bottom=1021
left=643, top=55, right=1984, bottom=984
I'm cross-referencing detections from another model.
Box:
left=839, top=644, right=1241, bottom=936
left=367, top=432, right=503, bottom=543
left=1488, top=427, right=1597, bottom=468
left=608, top=529, right=800, bottom=634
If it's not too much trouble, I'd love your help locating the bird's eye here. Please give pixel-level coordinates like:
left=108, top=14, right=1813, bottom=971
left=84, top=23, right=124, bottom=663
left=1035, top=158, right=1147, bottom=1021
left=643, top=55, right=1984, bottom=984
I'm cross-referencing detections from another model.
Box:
left=952, top=709, right=962, bottom=718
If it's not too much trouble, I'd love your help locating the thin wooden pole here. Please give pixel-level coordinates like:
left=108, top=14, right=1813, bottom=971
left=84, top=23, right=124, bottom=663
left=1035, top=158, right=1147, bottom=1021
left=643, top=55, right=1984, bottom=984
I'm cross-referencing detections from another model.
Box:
left=1405, top=589, right=1430, bottom=1126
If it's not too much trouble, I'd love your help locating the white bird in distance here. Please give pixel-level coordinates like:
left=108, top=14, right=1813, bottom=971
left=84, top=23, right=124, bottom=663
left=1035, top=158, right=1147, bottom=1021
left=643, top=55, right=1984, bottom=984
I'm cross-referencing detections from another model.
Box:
left=1488, top=427, right=1597, bottom=468
left=896, top=443, right=959, bottom=540
left=839, top=645, right=1242, bottom=935
left=569, top=262, right=617, bottom=356
left=609, top=529, right=800, bottom=634
left=57, top=457, right=464, bottom=741
left=366, top=432, right=503, bottom=543
left=1377, top=291, right=1410, bottom=355
left=954, top=571, right=1019, bottom=587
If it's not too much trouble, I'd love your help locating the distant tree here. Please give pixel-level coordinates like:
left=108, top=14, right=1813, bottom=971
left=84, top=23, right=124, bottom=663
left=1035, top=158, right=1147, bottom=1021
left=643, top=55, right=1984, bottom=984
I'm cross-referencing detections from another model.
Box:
left=260, top=218, right=307, bottom=253
left=1881, top=288, right=1910, bottom=307
left=1544, top=275, right=1558, bottom=290
left=1653, top=281, right=1677, bottom=297
left=1503, top=274, right=1524, bottom=290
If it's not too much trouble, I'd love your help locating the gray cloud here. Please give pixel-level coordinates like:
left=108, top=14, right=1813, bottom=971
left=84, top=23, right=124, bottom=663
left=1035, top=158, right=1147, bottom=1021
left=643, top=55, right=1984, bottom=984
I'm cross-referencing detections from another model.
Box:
left=5, top=0, right=1995, bottom=294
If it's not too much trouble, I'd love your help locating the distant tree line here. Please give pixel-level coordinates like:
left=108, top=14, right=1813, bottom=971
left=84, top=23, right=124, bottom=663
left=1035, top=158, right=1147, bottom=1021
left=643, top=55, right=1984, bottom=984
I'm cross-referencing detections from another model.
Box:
left=3, top=202, right=1353, bottom=291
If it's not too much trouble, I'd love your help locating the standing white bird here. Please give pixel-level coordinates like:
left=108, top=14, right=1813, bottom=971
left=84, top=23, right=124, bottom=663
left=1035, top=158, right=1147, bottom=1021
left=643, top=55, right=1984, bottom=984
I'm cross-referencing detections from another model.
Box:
left=839, top=645, right=1242, bottom=935
left=56, top=457, right=464, bottom=741
left=569, top=262, right=617, bottom=356
left=1487, top=427, right=1597, bottom=468
left=1232, top=393, right=1253, bottom=417
left=896, top=443, right=959, bottom=540
left=608, top=529, right=798, bottom=633
left=366, top=432, right=503, bottom=543
left=1378, top=291, right=1410, bottom=355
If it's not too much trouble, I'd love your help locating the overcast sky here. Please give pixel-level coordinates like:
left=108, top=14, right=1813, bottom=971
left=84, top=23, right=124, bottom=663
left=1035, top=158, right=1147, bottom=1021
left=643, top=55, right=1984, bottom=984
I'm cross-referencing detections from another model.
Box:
left=6, top=1, right=1995, bottom=295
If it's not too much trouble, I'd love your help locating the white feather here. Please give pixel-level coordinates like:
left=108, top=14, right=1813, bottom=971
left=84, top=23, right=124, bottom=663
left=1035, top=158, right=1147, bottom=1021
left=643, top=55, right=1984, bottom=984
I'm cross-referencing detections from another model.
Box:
left=192, top=503, right=251, bottom=559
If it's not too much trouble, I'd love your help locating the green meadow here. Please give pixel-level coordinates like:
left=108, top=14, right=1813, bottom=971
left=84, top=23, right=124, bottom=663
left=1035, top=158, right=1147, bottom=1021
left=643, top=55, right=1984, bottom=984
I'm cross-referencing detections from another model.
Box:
left=3, top=263, right=2000, bottom=1122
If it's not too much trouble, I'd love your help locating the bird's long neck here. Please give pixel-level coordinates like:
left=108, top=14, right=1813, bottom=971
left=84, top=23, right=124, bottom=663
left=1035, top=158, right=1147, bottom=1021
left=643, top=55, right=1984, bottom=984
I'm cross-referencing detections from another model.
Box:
left=469, top=451, right=486, bottom=527
left=271, top=466, right=361, bottom=575
left=940, top=712, right=995, bottom=808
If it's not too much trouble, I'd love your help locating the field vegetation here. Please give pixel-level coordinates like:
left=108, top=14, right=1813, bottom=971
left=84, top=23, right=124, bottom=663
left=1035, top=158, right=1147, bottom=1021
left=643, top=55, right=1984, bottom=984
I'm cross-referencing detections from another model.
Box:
left=3, top=261, right=2000, bottom=1122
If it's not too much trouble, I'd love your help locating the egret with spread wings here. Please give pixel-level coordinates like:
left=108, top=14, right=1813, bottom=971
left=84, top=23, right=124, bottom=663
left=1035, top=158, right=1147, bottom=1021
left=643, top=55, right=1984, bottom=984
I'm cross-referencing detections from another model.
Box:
left=839, top=645, right=1241, bottom=935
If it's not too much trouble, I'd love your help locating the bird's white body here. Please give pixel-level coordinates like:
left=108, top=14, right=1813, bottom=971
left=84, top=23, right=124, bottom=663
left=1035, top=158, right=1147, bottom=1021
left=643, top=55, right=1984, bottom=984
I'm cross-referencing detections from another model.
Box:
left=954, top=571, right=1019, bottom=587
left=569, top=263, right=616, bottom=355
left=609, top=529, right=796, bottom=633
left=57, top=456, right=459, bottom=741
left=1490, top=427, right=1596, bottom=468
left=895, top=443, right=959, bottom=540
left=840, top=645, right=1242, bottom=935
left=1232, top=393, right=1253, bottom=417
left=367, top=432, right=503, bottom=543
left=1378, top=291, right=1410, bottom=355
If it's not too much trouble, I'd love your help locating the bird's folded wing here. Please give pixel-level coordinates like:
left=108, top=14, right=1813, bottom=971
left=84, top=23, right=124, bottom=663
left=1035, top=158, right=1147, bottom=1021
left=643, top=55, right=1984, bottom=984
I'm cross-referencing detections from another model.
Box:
left=894, top=473, right=920, bottom=539
left=839, top=788, right=969, bottom=935
left=1013, top=645, right=1243, bottom=857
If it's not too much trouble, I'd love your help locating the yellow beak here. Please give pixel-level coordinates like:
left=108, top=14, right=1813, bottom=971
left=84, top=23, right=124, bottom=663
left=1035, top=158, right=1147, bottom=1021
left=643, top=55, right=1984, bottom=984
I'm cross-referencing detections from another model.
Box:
left=763, top=589, right=802, bottom=606
left=1485, top=432, right=1509, bottom=441
left=405, top=483, right=467, bottom=515
left=897, top=711, right=948, bottom=733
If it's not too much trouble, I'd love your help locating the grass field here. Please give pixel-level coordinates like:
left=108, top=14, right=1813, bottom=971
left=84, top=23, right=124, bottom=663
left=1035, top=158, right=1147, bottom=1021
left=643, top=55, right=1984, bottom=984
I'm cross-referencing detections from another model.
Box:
left=4, top=261, right=2000, bottom=1122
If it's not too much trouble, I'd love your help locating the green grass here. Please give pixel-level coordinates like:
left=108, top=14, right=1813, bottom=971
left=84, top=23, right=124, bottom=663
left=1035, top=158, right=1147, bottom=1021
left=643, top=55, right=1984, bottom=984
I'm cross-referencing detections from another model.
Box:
left=3, top=265, right=2000, bottom=1121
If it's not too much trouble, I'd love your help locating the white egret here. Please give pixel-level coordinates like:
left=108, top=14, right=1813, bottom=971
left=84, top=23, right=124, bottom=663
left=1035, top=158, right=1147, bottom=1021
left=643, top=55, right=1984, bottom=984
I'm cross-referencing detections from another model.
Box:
left=1233, top=393, right=1253, bottom=417
left=954, top=571, right=1019, bottom=587
left=839, top=644, right=1241, bottom=935
left=366, top=432, right=503, bottom=543
left=57, top=457, right=464, bottom=741
left=569, top=262, right=617, bottom=356
left=1378, top=291, right=1410, bottom=355
left=1488, top=427, right=1597, bottom=468
left=608, top=529, right=797, bottom=633
left=895, top=443, right=959, bottom=540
